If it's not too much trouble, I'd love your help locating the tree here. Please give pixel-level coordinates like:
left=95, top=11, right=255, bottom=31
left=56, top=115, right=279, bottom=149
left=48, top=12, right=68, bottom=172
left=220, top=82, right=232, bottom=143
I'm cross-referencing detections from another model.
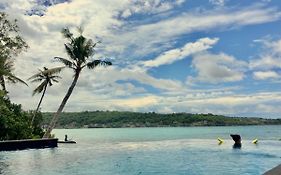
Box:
left=0, top=90, right=44, bottom=140
left=28, top=66, right=64, bottom=125
left=0, top=12, right=28, bottom=92
left=43, top=27, right=112, bottom=137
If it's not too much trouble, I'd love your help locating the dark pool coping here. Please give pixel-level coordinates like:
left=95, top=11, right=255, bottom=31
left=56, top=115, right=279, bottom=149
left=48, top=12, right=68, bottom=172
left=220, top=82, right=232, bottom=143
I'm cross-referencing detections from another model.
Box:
left=0, top=138, right=58, bottom=151
left=264, top=164, right=281, bottom=175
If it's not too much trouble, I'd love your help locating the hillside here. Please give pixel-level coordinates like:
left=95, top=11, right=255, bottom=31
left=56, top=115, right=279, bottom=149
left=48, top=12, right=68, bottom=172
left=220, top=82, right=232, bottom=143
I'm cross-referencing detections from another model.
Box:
left=42, top=111, right=281, bottom=128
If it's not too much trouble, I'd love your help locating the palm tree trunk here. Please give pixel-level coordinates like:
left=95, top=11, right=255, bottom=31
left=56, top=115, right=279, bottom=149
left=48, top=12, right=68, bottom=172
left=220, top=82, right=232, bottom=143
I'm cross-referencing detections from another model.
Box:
left=0, top=76, right=6, bottom=92
left=31, top=84, right=47, bottom=126
left=43, top=71, right=80, bottom=138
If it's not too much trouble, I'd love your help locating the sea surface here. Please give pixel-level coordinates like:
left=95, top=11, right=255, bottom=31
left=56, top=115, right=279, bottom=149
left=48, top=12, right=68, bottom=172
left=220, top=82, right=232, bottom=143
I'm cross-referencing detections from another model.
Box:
left=0, top=125, right=280, bottom=175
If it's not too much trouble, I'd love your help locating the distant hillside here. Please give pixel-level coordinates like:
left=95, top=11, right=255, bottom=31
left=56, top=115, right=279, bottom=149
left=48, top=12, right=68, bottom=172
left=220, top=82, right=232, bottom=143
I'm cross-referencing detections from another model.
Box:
left=42, top=111, right=281, bottom=128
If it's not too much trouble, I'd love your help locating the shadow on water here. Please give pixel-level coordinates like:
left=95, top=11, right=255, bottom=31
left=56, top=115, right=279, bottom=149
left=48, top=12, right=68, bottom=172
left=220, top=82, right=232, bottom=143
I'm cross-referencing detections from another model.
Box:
left=240, top=152, right=280, bottom=159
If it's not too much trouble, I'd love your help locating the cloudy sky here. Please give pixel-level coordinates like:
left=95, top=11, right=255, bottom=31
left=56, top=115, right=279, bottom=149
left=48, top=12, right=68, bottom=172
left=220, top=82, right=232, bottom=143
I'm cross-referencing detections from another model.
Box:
left=2, top=0, right=281, bottom=118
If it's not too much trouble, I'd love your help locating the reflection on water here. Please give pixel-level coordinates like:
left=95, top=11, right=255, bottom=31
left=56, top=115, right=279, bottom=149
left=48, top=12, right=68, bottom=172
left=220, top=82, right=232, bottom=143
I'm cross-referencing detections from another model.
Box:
left=0, top=160, right=8, bottom=174
left=232, top=143, right=242, bottom=149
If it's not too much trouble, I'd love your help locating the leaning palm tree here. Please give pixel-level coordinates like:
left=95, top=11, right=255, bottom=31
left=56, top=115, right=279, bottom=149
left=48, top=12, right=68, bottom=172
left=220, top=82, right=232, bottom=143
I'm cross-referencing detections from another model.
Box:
left=43, top=27, right=112, bottom=138
left=0, top=56, right=28, bottom=92
left=28, top=66, right=64, bottom=125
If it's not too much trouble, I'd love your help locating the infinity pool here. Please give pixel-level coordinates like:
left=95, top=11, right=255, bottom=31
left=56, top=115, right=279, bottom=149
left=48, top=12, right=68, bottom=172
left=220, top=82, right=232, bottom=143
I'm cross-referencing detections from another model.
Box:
left=0, top=126, right=280, bottom=175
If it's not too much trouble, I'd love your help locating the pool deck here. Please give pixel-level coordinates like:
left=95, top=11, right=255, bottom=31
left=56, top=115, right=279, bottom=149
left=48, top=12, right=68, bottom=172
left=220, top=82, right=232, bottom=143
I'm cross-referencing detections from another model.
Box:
left=0, top=138, right=58, bottom=151
left=264, top=164, right=281, bottom=175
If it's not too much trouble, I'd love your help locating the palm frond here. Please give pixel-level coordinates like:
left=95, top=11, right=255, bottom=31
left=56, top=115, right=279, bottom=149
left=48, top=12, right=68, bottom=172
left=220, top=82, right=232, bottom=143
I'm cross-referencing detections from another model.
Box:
left=73, top=35, right=87, bottom=63
left=52, top=79, right=59, bottom=83
left=92, top=41, right=101, bottom=48
left=30, top=77, right=44, bottom=83
left=77, top=26, right=84, bottom=35
left=42, top=66, right=65, bottom=75
left=61, top=27, right=74, bottom=41
left=86, top=60, right=112, bottom=69
left=33, top=81, right=47, bottom=96
left=48, top=81, right=53, bottom=87
left=83, top=39, right=94, bottom=60
left=28, top=73, right=44, bottom=80
left=6, top=73, right=28, bottom=86
left=49, top=75, right=61, bottom=79
left=28, top=66, right=64, bottom=80
left=54, top=57, right=74, bottom=68
left=0, top=69, right=10, bottom=77
left=28, top=69, right=45, bottom=80
left=64, top=43, right=79, bottom=61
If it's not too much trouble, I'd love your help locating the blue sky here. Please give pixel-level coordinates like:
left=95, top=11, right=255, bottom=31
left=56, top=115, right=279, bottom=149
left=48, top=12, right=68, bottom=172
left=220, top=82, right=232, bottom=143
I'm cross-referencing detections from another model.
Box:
left=2, top=0, right=281, bottom=118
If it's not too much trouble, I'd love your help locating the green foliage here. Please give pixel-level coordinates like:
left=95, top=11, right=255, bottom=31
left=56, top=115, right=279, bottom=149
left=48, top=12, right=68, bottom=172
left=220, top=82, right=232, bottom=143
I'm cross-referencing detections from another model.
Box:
left=0, top=12, right=28, bottom=91
left=0, top=91, right=44, bottom=140
left=41, top=111, right=281, bottom=129
left=0, top=12, right=28, bottom=58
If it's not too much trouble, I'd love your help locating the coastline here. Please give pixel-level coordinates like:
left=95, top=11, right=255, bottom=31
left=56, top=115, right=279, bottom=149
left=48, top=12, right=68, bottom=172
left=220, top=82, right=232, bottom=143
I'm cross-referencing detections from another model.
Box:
left=42, top=111, right=281, bottom=129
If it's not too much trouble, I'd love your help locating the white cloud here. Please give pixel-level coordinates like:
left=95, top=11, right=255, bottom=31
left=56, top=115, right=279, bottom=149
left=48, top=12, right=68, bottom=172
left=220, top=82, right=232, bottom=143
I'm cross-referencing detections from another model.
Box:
left=209, top=0, right=226, bottom=6
left=142, top=37, right=218, bottom=68
left=0, top=0, right=34, bottom=12
left=113, top=4, right=281, bottom=58
left=256, top=104, right=281, bottom=113
left=249, top=55, right=281, bottom=70
left=2, top=1, right=281, bottom=117
left=91, top=66, right=184, bottom=92
left=150, top=92, right=281, bottom=117
left=190, top=52, right=247, bottom=83
left=250, top=39, right=281, bottom=72
left=113, top=96, right=158, bottom=109
left=120, top=0, right=185, bottom=18
left=4, top=1, right=281, bottom=62
left=253, top=71, right=280, bottom=80
left=264, top=39, right=281, bottom=55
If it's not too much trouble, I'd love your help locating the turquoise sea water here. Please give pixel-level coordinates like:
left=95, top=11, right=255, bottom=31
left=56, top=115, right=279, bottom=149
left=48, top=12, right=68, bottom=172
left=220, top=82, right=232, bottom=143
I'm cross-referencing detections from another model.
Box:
left=0, top=125, right=280, bottom=175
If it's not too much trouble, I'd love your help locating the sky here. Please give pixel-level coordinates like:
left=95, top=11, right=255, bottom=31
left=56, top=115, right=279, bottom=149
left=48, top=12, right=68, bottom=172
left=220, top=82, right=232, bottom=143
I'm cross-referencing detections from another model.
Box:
left=2, top=0, right=281, bottom=118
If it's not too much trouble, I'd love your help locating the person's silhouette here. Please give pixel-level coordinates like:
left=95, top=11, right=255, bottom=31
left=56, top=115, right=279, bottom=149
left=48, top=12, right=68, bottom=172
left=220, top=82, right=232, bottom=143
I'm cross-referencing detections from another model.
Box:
left=230, top=134, right=241, bottom=149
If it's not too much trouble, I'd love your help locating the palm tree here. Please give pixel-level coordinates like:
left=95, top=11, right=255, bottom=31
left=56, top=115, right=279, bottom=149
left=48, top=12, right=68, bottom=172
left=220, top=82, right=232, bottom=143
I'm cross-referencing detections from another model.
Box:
left=28, top=66, right=64, bottom=125
left=0, top=56, right=28, bottom=92
left=43, top=27, right=112, bottom=138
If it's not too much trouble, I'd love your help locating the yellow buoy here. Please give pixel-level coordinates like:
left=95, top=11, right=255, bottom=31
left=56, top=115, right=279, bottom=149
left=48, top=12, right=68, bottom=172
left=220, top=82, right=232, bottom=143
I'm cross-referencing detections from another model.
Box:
left=217, top=137, right=224, bottom=145
left=252, top=139, right=258, bottom=144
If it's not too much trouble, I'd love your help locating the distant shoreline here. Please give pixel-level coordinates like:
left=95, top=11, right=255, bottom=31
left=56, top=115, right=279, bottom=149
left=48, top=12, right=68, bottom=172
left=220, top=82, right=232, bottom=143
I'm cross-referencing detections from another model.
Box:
left=52, top=124, right=281, bottom=129
left=42, top=111, right=281, bottom=129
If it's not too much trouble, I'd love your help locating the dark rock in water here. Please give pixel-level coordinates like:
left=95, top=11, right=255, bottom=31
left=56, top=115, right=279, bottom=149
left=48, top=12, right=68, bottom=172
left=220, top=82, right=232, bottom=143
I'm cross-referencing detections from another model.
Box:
left=230, top=134, right=242, bottom=149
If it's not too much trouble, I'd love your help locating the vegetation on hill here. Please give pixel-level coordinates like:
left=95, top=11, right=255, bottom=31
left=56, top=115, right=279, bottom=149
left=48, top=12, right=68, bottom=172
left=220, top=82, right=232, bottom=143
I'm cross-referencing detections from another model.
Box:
left=0, top=91, right=44, bottom=140
left=42, top=111, right=281, bottom=128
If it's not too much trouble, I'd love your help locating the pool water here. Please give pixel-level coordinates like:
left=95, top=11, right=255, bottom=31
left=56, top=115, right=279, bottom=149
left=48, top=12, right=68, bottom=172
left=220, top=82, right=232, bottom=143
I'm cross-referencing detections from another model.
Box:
left=0, top=125, right=280, bottom=175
